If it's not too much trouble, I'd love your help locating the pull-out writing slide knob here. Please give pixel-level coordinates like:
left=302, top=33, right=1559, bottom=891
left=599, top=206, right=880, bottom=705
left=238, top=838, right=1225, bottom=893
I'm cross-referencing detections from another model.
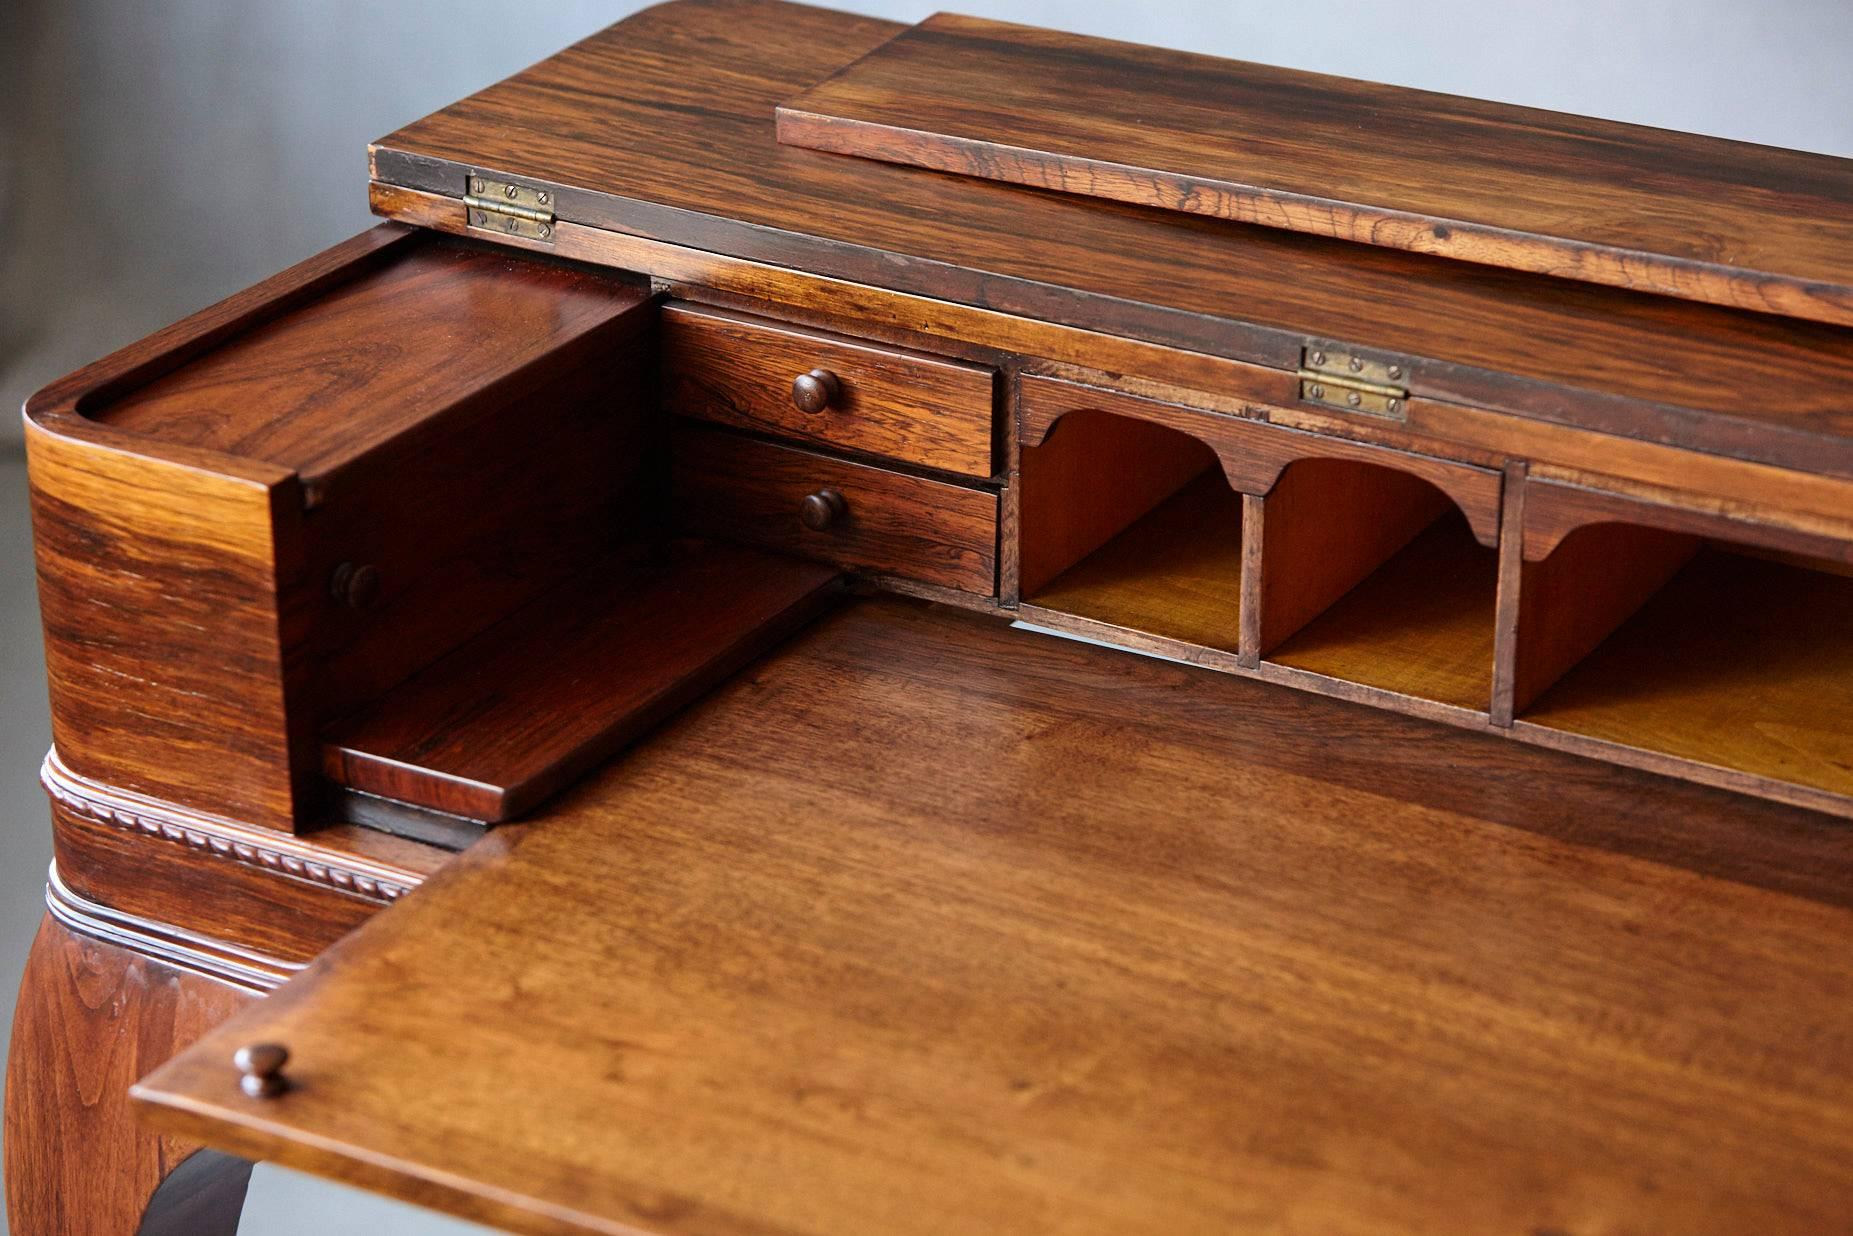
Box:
left=234, top=1042, right=290, bottom=1099
left=791, top=368, right=841, bottom=414
left=799, top=488, right=847, bottom=531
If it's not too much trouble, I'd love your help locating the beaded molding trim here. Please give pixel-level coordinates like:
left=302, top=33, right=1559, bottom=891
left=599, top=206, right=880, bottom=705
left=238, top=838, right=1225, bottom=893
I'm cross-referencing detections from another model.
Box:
left=42, top=750, right=418, bottom=904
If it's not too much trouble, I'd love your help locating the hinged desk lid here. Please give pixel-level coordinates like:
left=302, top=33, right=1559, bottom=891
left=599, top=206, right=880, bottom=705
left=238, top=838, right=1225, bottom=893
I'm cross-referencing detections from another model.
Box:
left=134, top=600, right=1853, bottom=1236
left=777, top=13, right=1853, bottom=328
left=366, top=0, right=1853, bottom=481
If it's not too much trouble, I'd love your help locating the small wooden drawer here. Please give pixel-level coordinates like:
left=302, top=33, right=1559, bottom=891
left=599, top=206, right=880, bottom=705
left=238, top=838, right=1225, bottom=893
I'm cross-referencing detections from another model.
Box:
left=673, top=424, right=998, bottom=594
left=661, top=302, right=997, bottom=477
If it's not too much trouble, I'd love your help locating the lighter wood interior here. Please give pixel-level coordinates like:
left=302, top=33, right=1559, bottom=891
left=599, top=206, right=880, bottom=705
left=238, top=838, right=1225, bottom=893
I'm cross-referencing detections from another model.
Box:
left=1030, top=471, right=1245, bottom=654
left=1522, top=545, right=1853, bottom=799
left=1022, top=418, right=1499, bottom=712
left=1268, top=513, right=1497, bottom=711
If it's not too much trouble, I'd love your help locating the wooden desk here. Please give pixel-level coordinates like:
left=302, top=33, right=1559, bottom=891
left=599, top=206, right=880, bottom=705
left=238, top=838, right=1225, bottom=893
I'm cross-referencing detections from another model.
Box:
left=9, top=4, right=1853, bottom=1233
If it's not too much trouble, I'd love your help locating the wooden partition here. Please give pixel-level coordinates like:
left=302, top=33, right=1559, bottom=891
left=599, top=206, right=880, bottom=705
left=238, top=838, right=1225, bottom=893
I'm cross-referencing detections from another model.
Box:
left=1506, top=478, right=1853, bottom=815
left=1015, top=374, right=1502, bottom=706
left=1013, top=376, right=1853, bottom=814
left=1254, top=459, right=1499, bottom=713
left=1018, top=408, right=1244, bottom=659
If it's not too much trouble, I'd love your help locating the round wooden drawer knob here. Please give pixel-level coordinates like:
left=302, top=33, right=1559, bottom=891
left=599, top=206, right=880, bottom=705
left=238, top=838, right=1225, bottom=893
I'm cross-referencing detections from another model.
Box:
left=791, top=368, right=842, bottom=414
left=234, top=1042, right=290, bottom=1099
left=799, top=488, right=847, bottom=531
left=330, top=561, right=380, bottom=611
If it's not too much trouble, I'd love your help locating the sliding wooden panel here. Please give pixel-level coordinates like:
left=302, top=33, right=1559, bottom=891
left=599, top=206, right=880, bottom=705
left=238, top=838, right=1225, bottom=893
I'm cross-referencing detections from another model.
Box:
left=778, top=13, right=1853, bottom=327
left=322, top=543, right=842, bottom=822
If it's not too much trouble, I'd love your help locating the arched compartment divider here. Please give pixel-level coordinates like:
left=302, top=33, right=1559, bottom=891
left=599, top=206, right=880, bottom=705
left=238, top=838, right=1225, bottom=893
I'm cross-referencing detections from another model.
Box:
left=1504, top=476, right=1853, bottom=814
left=1016, top=373, right=1503, bottom=715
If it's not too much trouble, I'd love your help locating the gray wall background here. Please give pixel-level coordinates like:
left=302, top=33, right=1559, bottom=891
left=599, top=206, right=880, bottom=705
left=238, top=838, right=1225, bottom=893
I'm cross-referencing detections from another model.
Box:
left=1, top=1, right=1849, bottom=1231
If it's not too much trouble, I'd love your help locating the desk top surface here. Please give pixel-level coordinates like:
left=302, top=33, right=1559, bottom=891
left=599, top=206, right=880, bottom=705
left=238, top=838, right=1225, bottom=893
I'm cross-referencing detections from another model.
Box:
left=137, top=598, right=1853, bottom=1236
left=369, top=0, right=1853, bottom=477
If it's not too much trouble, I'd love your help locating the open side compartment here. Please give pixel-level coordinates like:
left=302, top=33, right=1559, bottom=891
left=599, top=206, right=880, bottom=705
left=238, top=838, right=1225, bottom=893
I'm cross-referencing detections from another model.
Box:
left=1018, top=407, right=1244, bottom=659
left=1511, top=484, right=1853, bottom=814
left=1256, top=457, right=1500, bottom=713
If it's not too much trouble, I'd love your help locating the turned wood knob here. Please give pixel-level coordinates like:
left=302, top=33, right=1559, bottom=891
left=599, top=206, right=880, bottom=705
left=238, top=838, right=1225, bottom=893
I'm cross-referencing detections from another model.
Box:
left=329, top=561, right=380, bottom=611
left=799, top=488, right=847, bottom=531
left=234, top=1042, right=290, bottom=1099
left=791, top=368, right=841, bottom=414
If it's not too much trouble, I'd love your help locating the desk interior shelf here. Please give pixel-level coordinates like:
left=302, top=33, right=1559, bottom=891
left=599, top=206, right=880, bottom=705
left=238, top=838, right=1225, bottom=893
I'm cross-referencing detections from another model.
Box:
left=1519, top=540, right=1853, bottom=808
left=321, top=542, right=841, bottom=826
left=1267, top=511, right=1497, bottom=713
left=1029, top=470, right=1246, bottom=657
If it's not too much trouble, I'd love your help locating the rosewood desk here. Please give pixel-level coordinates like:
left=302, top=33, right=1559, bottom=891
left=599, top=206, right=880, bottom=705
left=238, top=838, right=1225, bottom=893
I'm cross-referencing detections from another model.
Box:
left=9, top=3, right=1853, bottom=1233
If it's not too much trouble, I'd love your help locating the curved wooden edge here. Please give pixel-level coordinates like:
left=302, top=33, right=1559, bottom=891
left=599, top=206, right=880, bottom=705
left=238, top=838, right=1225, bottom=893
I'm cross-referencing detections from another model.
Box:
left=1522, top=472, right=1853, bottom=563
left=21, top=224, right=420, bottom=489
left=5, top=912, right=261, bottom=1236
left=1019, top=373, right=1503, bottom=546
left=43, top=748, right=443, bottom=906
left=45, top=860, right=301, bottom=992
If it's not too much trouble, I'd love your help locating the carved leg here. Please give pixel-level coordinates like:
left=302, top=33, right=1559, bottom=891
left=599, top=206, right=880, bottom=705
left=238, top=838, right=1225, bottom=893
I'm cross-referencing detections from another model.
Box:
left=5, top=913, right=258, bottom=1235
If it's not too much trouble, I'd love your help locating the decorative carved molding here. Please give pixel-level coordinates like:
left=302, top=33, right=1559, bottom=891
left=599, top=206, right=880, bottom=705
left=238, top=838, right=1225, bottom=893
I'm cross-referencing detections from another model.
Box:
left=42, top=750, right=421, bottom=904
left=43, top=863, right=299, bottom=992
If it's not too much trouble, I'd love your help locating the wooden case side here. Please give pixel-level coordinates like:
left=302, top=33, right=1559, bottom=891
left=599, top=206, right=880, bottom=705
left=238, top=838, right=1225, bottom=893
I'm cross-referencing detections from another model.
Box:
left=26, top=419, right=311, bottom=832
left=13, top=231, right=421, bottom=834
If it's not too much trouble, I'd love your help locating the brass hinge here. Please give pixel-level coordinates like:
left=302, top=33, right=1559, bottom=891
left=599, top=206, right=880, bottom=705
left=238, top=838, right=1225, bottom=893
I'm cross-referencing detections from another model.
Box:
left=464, top=176, right=555, bottom=243
left=1297, top=346, right=1409, bottom=420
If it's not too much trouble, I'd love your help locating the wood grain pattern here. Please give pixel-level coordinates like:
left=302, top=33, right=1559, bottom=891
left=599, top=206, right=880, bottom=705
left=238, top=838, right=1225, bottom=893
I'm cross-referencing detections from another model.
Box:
left=1521, top=549, right=1853, bottom=805
left=1511, top=522, right=1702, bottom=717
left=1267, top=514, right=1498, bottom=712
left=26, top=416, right=313, bottom=831
left=778, top=12, right=1853, bottom=326
left=380, top=179, right=1853, bottom=542
left=1029, top=471, right=1245, bottom=655
left=6, top=915, right=258, bottom=1236
left=23, top=225, right=659, bottom=832
left=1017, top=407, right=1219, bottom=596
left=1019, top=374, right=1502, bottom=543
left=95, top=241, right=648, bottom=484
left=136, top=598, right=1853, bottom=1236
left=369, top=0, right=1853, bottom=478
left=673, top=424, right=998, bottom=593
left=1255, top=458, right=1454, bottom=653
left=323, top=542, right=842, bottom=821
left=662, top=302, right=995, bottom=477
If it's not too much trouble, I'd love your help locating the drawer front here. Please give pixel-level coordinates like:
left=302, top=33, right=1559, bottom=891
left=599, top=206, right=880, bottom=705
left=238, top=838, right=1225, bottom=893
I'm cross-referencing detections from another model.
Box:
left=673, top=426, right=998, bottom=594
left=662, top=303, right=996, bottom=477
